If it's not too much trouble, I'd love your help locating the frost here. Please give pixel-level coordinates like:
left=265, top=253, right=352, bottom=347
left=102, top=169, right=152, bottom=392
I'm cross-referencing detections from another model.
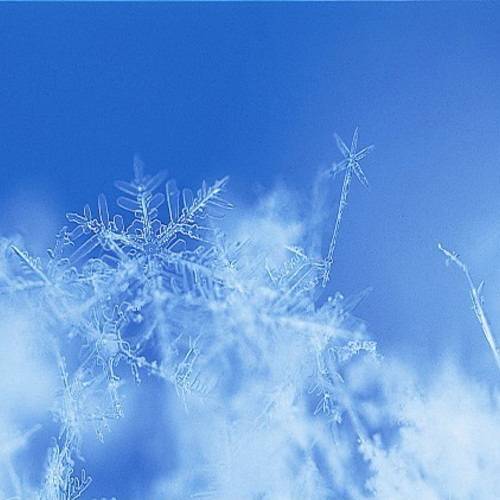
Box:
left=1, top=133, right=497, bottom=499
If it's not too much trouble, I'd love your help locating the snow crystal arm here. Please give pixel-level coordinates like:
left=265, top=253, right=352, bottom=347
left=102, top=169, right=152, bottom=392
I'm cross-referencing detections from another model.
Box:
left=269, top=246, right=324, bottom=300
left=160, top=176, right=232, bottom=244
left=322, top=167, right=353, bottom=286
left=438, top=243, right=500, bottom=372
left=40, top=442, right=92, bottom=500
left=98, top=193, right=110, bottom=228
left=11, top=244, right=50, bottom=284
left=68, top=468, right=92, bottom=500
left=69, top=234, right=101, bottom=264
left=335, top=131, right=351, bottom=158
left=114, top=160, right=168, bottom=241
left=115, top=159, right=167, bottom=198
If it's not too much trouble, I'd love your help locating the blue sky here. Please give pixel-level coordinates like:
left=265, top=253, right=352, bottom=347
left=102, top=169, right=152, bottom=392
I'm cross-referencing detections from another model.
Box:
left=1, top=2, right=500, bottom=379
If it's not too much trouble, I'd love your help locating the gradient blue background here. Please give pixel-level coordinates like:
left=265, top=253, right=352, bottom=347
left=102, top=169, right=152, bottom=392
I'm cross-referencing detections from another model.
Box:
left=1, top=2, right=500, bottom=381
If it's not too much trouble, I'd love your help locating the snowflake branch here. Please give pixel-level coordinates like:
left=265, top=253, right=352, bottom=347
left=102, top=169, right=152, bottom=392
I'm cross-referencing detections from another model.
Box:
left=438, top=243, right=500, bottom=372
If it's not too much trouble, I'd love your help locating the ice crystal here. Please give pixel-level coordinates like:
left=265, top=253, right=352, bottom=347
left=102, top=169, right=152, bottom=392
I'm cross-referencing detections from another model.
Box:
left=323, top=128, right=374, bottom=286
left=0, top=134, right=380, bottom=499
left=1, top=131, right=498, bottom=500
left=439, top=243, right=500, bottom=372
